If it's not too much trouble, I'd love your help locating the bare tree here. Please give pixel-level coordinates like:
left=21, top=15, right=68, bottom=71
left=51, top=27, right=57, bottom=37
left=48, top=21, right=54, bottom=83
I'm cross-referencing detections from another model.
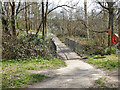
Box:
left=10, top=2, right=16, bottom=37
left=98, top=0, right=116, bottom=46
left=39, top=0, right=77, bottom=38
left=98, top=0, right=117, bottom=54
left=1, top=1, right=34, bottom=37
left=84, top=0, right=89, bottom=40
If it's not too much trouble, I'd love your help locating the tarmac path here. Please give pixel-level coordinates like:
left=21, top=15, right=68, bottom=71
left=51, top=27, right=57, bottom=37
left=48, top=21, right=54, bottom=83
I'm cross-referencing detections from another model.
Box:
left=29, top=34, right=105, bottom=88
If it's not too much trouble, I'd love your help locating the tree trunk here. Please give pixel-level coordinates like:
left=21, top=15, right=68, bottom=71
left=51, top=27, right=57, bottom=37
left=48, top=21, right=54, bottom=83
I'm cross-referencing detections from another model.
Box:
left=84, top=0, right=89, bottom=40
left=35, top=2, right=38, bottom=30
left=102, top=1, right=107, bottom=47
left=118, top=12, right=120, bottom=50
left=108, top=8, right=114, bottom=54
left=25, top=2, right=28, bottom=35
left=11, top=2, right=16, bottom=37
left=28, top=3, right=30, bottom=30
left=45, top=0, right=48, bottom=37
left=42, top=0, right=45, bottom=39
left=109, top=9, right=114, bottom=38
left=108, top=12, right=111, bottom=47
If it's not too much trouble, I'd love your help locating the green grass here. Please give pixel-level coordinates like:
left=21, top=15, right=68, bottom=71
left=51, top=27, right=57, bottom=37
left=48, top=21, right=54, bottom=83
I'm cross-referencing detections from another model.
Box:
left=84, top=54, right=119, bottom=70
left=93, top=78, right=107, bottom=88
left=58, top=36, right=65, bottom=43
left=29, top=30, right=36, bottom=33
left=30, top=30, right=42, bottom=35
left=96, top=78, right=106, bottom=87
left=2, top=57, right=66, bottom=88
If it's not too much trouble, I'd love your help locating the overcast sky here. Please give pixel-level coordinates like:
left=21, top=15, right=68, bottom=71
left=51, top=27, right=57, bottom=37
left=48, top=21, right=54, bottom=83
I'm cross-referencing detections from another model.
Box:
left=1, top=0, right=106, bottom=13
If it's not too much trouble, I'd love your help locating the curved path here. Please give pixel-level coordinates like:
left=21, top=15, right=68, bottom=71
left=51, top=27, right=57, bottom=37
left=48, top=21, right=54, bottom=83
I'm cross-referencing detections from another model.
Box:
left=29, top=34, right=105, bottom=88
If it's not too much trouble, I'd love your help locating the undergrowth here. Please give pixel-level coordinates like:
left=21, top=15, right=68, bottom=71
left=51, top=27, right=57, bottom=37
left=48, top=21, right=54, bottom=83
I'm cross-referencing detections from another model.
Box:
left=2, top=33, right=56, bottom=60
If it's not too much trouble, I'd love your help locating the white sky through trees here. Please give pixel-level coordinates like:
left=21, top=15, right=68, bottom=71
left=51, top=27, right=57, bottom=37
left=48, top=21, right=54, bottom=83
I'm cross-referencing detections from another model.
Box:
left=48, top=0, right=100, bottom=14
left=1, top=0, right=119, bottom=14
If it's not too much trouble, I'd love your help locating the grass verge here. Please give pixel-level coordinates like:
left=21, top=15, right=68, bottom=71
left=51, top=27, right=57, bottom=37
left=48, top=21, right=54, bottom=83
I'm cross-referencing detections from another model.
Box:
left=2, top=57, right=66, bottom=88
left=83, top=54, right=119, bottom=70
left=85, top=54, right=119, bottom=88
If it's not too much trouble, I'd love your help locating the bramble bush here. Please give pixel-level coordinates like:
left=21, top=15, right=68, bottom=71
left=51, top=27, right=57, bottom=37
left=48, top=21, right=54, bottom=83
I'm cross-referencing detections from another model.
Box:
left=2, top=33, right=56, bottom=60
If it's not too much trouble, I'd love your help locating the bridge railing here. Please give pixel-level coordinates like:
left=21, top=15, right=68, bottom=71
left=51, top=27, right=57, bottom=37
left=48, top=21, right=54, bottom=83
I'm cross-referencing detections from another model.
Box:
left=65, top=38, right=106, bottom=56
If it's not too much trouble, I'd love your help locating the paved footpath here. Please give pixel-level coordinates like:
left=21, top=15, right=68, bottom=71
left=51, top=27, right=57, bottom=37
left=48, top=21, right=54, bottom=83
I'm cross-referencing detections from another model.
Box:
left=29, top=34, right=105, bottom=88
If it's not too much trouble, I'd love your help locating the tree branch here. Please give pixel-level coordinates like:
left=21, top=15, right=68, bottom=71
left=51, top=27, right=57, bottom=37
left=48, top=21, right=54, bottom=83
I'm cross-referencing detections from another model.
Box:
left=91, top=30, right=108, bottom=33
left=98, top=1, right=109, bottom=10
left=16, top=2, right=21, bottom=16
left=16, top=3, right=33, bottom=16
left=77, top=19, right=87, bottom=28
left=77, top=18, right=108, bottom=33
left=36, top=21, right=43, bottom=35
left=47, top=5, right=76, bottom=14
left=9, top=2, right=13, bottom=7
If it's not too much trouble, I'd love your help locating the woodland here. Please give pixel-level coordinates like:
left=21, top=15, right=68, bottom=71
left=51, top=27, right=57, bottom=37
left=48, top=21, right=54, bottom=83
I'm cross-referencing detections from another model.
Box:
left=0, top=0, right=120, bottom=88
